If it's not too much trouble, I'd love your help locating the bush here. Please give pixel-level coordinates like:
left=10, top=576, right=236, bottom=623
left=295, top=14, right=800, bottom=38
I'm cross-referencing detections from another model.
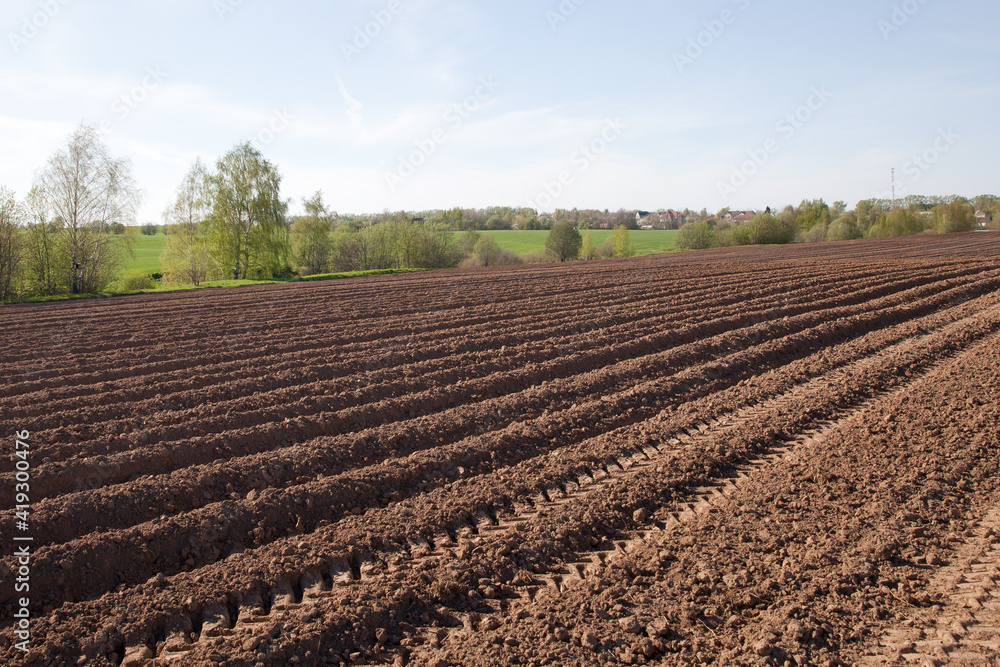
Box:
left=735, top=212, right=795, bottom=246
left=827, top=214, right=861, bottom=241
left=595, top=239, right=615, bottom=259
left=867, top=206, right=930, bottom=238
left=461, top=240, right=522, bottom=268
left=110, top=273, right=157, bottom=292
left=797, top=224, right=828, bottom=244
left=521, top=251, right=554, bottom=264
left=676, top=220, right=716, bottom=250
left=932, top=200, right=976, bottom=234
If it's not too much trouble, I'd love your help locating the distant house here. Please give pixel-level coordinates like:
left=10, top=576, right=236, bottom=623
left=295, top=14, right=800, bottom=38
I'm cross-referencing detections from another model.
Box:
left=724, top=210, right=756, bottom=223
left=635, top=211, right=651, bottom=222
left=976, top=211, right=993, bottom=229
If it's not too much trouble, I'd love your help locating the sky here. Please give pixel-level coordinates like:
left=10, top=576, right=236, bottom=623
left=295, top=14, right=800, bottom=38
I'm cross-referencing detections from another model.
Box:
left=2, top=0, right=998, bottom=222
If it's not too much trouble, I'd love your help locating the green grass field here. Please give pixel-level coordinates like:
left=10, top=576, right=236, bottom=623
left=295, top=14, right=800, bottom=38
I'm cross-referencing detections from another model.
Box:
left=123, top=229, right=678, bottom=276
left=479, top=229, right=678, bottom=256
left=128, top=234, right=167, bottom=274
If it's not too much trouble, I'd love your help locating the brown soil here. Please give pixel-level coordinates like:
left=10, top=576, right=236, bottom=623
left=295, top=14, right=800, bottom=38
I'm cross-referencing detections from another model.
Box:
left=2, top=233, right=999, bottom=666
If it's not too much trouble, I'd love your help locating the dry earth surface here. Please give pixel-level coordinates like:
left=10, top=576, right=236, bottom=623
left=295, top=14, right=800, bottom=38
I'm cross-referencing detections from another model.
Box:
left=2, top=234, right=1000, bottom=667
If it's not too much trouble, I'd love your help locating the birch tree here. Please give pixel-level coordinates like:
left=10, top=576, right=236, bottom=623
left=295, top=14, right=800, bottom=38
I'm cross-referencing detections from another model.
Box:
left=291, top=191, right=335, bottom=276
left=162, top=158, right=215, bottom=285
left=22, top=187, right=63, bottom=295
left=0, top=187, right=24, bottom=301
left=206, top=142, right=289, bottom=280
left=33, top=125, right=140, bottom=293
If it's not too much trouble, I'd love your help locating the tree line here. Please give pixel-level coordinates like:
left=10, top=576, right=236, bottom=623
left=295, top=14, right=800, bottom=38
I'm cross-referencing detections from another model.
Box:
left=2, top=123, right=997, bottom=303
left=676, top=196, right=1000, bottom=251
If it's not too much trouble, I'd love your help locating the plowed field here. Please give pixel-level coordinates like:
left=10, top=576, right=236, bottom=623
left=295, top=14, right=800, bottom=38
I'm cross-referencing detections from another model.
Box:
left=3, top=233, right=1000, bottom=667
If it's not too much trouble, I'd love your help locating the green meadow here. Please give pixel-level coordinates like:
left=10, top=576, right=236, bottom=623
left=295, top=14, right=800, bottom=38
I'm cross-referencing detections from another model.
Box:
left=477, top=229, right=678, bottom=256
left=128, top=234, right=168, bottom=274
left=123, top=229, right=679, bottom=276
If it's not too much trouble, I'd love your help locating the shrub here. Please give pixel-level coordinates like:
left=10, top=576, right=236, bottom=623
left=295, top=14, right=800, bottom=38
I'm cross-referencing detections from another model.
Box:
left=676, top=221, right=716, bottom=250
left=521, top=251, right=554, bottom=264
left=932, top=200, right=976, bottom=234
left=827, top=214, right=861, bottom=241
left=111, top=272, right=157, bottom=292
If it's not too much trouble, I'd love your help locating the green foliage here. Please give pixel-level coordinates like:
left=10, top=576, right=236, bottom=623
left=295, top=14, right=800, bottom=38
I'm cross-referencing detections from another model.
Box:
left=109, top=272, right=157, bottom=291
left=455, top=230, right=675, bottom=257
left=545, top=220, right=583, bottom=262
left=298, top=268, right=424, bottom=281
left=973, top=194, right=999, bottom=212
left=931, top=200, right=976, bottom=234
left=206, top=142, right=290, bottom=280
left=291, top=191, right=336, bottom=276
left=458, top=230, right=481, bottom=258
left=794, top=199, right=831, bottom=233
left=854, top=200, right=890, bottom=237
left=798, top=224, right=828, bottom=244
left=0, top=187, right=24, bottom=301
left=612, top=225, right=635, bottom=257
left=22, top=189, right=64, bottom=296
left=473, top=234, right=501, bottom=266
left=140, top=222, right=159, bottom=236
left=730, top=212, right=795, bottom=246
left=326, top=218, right=460, bottom=272
left=161, top=159, right=214, bottom=285
left=32, top=125, right=140, bottom=294
left=867, top=206, right=930, bottom=238
left=580, top=231, right=597, bottom=260
left=162, top=224, right=214, bottom=285
left=676, top=220, right=716, bottom=250
left=826, top=212, right=861, bottom=241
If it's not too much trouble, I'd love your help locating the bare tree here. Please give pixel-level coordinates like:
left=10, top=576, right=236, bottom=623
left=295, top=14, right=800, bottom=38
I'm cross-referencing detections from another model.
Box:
left=33, top=124, right=140, bottom=293
left=0, top=187, right=24, bottom=301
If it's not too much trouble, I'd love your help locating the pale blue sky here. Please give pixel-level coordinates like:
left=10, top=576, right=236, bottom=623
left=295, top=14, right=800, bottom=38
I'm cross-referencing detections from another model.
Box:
left=2, top=0, right=997, bottom=221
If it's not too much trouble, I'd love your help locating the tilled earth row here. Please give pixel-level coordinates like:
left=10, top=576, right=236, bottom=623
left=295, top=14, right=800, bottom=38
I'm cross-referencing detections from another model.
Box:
left=1, top=234, right=999, bottom=666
